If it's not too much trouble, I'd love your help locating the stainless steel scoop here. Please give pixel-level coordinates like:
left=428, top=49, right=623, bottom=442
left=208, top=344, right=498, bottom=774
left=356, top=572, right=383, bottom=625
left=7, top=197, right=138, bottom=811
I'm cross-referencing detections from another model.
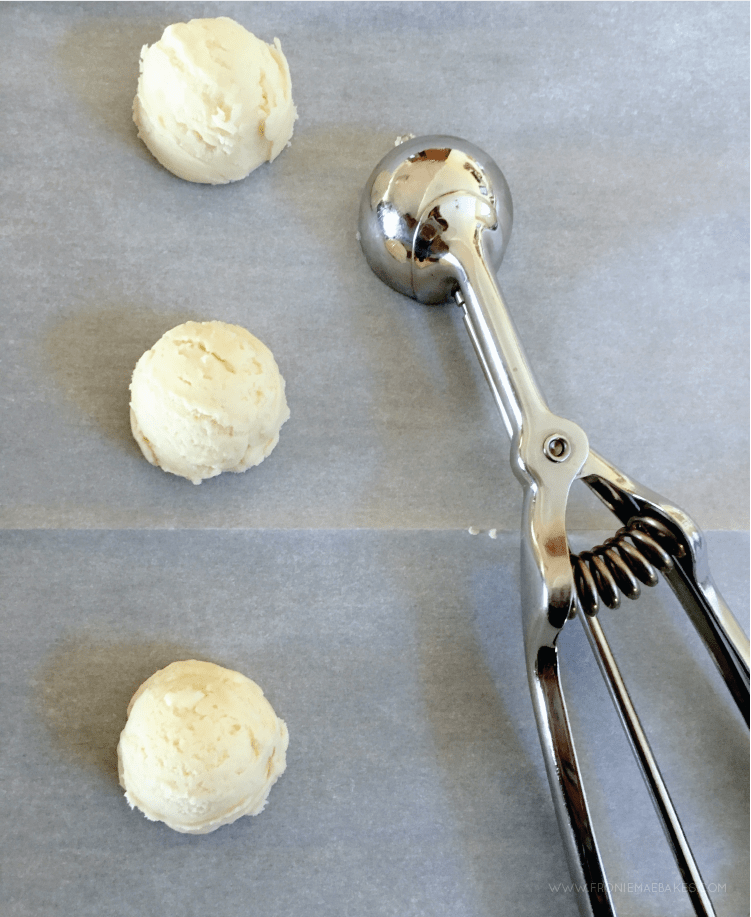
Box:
left=358, top=135, right=749, bottom=917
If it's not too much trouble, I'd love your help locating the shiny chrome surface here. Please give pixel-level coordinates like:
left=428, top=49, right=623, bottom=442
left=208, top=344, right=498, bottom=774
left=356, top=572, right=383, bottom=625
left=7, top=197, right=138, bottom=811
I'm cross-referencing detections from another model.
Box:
left=359, top=135, right=749, bottom=917
left=358, top=135, right=512, bottom=305
left=580, top=449, right=750, bottom=725
left=571, top=516, right=679, bottom=615
left=360, top=135, right=609, bottom=917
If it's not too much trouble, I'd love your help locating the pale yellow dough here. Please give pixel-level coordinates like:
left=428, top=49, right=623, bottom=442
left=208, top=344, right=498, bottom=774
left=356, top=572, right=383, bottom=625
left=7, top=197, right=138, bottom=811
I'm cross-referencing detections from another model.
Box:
left=133, top=17, right=297, bottom=184
left=130, top=320, right=289, bottom=484
left=117, top=660, right=289, bottom=834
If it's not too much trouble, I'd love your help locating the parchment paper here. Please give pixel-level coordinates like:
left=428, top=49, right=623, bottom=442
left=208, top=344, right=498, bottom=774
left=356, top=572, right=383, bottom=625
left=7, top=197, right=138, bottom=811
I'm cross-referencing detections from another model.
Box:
left=1, top=4, right=748, bottom=916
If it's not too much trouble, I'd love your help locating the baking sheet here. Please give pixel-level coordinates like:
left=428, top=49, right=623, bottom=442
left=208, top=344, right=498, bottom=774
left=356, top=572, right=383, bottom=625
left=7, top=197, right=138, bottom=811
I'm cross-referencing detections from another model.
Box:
left=1, top=3, right=748, bottom=916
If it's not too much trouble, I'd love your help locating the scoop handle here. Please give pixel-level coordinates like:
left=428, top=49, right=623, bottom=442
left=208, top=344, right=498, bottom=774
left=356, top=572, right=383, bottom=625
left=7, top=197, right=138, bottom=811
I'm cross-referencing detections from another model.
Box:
left=453, top=231, right=588, bottom=500
left=453, top=231, right=548, bottom=443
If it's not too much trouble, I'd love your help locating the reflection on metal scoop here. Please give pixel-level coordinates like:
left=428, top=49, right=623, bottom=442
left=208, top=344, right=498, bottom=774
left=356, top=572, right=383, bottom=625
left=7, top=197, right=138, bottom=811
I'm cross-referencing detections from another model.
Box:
left=359, top=136, right=512, bottom=304
left=359, top=135, right=749, bottom=917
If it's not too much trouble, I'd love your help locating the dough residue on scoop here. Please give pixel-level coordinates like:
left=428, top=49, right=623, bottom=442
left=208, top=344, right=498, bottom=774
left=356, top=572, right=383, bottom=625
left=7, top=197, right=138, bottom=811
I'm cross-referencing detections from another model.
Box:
left=117, top=660, right=289, bottom=834
left=133, top=17, right=297, bottom=184
left=129, top=320, right=290, bottom=484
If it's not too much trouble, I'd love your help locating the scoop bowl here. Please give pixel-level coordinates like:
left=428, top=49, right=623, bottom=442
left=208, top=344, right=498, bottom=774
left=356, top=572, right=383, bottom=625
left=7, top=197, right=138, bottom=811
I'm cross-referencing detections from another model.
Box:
left=358, top=135, right=513, bottom=304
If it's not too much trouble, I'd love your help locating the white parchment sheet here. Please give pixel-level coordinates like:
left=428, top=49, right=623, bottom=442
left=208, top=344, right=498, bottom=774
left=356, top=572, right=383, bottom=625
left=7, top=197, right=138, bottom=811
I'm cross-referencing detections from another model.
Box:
left=1, top=4, right=747, bottom=916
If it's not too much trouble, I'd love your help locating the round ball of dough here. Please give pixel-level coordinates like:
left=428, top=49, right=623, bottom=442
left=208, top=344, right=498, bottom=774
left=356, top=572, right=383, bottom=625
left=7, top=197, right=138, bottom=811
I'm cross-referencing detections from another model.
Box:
left=117, top=660, right=289, bottom=834
left=130, top=320, right=290, bottom=484
left=133, top=17, right=297, bottom=184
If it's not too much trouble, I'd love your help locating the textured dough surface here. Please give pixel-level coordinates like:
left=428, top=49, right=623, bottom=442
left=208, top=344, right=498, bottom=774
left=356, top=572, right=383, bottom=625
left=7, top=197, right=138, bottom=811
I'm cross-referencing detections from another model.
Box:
left=130, top=320, right=290, bottom=484
left=117, top=660, right=289, bottom=834
left=133, top=17, right=297, bottom=184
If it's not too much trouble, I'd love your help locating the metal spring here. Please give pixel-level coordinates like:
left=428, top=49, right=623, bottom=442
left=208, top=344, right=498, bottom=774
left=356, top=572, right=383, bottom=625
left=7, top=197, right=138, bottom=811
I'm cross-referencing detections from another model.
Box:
left=571, top=516, right=686, bottom=617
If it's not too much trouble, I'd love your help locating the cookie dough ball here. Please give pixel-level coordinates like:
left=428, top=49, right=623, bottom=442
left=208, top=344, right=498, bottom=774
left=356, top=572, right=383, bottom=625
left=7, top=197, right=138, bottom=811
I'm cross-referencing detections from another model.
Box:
left=130, top=320, right=289, bottom=484
left=117, top=660, right=289, bottom=834
left=133, top=17, right=297, bottom=184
